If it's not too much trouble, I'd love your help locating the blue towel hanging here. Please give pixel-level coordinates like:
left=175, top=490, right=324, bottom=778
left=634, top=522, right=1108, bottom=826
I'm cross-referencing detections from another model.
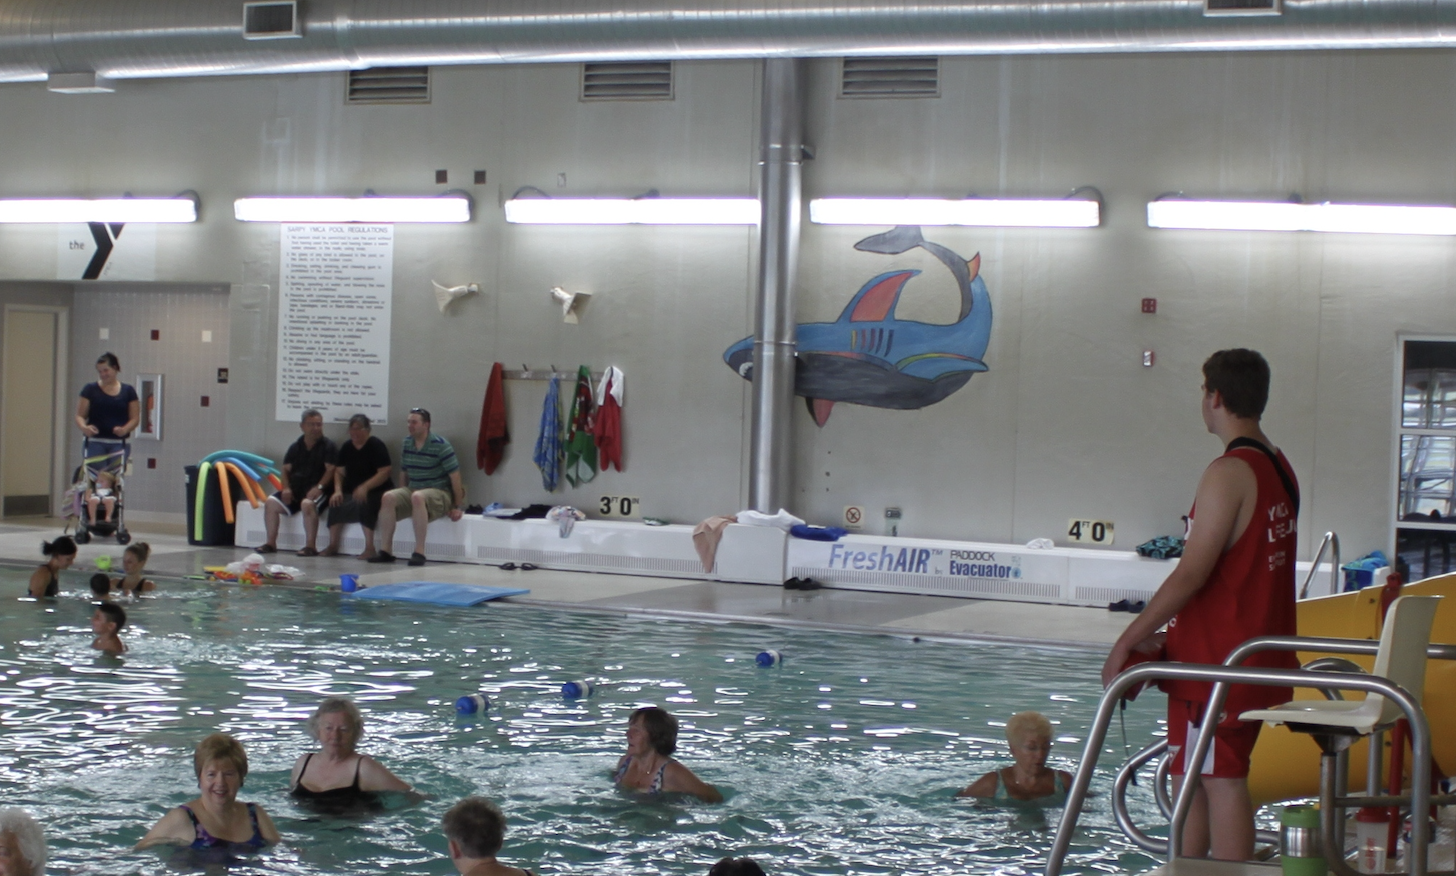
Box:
left=533, top=374, right=563, bottom=491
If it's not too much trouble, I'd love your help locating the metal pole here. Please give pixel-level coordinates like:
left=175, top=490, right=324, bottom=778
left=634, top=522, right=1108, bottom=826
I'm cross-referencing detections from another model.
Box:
left=747, top=57, right=805, bottom=513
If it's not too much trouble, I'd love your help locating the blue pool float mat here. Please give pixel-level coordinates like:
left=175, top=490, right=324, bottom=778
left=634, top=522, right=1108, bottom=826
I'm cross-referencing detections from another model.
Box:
left=351, top=582, right=529, bottom=606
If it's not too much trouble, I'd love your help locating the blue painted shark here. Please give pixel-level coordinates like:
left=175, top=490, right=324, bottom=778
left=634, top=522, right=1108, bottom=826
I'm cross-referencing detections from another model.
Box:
left=723, top=225, right=992, bottom=426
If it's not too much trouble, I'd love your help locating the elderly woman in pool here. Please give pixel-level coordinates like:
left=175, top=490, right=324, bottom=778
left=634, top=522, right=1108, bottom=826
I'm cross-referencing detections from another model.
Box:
left=0, top=808, right=46, bottom=876
left=137, top=733, right=281, bottom=850
left=957, top=711, right=1074, bottom=802
left=289, top=697, right=412, bottom=807
left=613, top=706, right=722, bottom=803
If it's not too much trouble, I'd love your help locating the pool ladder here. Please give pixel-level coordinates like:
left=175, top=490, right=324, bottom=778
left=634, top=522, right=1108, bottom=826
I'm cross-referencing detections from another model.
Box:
left=1045, top=636, right=1456, bottom=876
left=1104, top=656, right=1367, bottom=856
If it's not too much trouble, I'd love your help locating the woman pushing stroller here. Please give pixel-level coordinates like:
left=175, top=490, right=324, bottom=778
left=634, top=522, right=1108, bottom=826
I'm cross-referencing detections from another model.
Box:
left=76, top=352, right=138, bottom=443
left=73, top=352, right=138, bottom=544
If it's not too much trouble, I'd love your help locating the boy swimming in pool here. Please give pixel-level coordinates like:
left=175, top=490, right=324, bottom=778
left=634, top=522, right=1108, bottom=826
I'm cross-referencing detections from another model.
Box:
left=91, top=603, right=127, bottom=654
left=958, top=711, right=1072, bottom=802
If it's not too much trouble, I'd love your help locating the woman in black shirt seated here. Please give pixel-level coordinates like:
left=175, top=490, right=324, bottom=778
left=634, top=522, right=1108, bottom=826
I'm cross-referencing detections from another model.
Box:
left=325, top=414, right=394, bottom=558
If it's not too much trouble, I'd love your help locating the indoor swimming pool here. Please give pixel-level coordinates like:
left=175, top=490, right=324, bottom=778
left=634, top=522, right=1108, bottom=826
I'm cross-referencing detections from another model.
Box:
left=0, top=571, right=1167, bottom=875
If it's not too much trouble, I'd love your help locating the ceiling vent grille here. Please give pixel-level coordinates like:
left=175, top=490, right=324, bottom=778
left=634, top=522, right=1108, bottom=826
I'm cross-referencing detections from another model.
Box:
left=840, top=57, right=939, bottom=99
left=242, top=1, right=301, bottom=40
left=580, top=62, right=674, bottom=101
left=1204, top=0, right=1282, bottom=16
left=347, top=67, right=431, bottom=104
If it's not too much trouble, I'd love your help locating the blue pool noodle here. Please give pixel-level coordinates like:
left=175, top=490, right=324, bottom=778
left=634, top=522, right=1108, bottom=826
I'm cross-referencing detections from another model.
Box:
left=201, top=449, right=279, bottom=475
left=217, top=456, right=263, bottom=482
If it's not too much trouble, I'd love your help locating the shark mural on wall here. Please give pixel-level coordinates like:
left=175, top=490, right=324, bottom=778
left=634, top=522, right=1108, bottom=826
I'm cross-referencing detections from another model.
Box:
left=724, top=225, right=992, bottom=426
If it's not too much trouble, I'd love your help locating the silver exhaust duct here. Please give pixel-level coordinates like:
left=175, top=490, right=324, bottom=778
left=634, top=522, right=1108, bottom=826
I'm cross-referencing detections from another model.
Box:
left=748, top=58, right=805, bottom=515
left=0, top=0, right=1454, bottom=84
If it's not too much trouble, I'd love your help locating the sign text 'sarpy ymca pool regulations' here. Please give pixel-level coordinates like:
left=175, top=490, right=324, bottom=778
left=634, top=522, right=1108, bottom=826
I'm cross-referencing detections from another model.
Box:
left=276, top=224, right=393, bottom=423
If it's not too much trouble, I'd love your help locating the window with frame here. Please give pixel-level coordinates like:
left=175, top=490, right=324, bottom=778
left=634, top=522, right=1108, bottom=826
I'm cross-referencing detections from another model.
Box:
left=1396, top=338, right=1456, bottom=580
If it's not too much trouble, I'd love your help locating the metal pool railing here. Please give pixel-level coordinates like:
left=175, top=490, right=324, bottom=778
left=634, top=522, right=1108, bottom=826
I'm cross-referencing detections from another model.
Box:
left=1301, top=531, right=1341, bottom=598
left=1045, top=656, right=1436, bottom=876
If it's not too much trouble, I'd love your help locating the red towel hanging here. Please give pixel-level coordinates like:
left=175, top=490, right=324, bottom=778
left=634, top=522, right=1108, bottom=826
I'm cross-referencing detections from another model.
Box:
left=593, top=367, right=623, bottom=472
left=477, top=362, right=509, bottom=474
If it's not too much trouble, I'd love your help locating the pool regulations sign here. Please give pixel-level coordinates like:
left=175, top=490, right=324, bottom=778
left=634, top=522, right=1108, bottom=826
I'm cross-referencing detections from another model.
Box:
left=275, top=224, right=393, bottom=424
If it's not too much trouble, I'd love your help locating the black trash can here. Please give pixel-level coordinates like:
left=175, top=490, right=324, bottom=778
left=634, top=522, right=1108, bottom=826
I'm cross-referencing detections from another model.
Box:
left=185, top=464, right=236, bottom=546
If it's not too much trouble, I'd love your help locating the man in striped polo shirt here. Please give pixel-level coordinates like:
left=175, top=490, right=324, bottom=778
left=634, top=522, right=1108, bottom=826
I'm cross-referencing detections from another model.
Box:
left=368, top=407, right=465, bottom=566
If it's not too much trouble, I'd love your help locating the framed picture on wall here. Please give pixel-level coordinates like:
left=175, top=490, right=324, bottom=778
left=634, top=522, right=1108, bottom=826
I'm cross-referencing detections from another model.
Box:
left=137, top=373, right=162, bottom=440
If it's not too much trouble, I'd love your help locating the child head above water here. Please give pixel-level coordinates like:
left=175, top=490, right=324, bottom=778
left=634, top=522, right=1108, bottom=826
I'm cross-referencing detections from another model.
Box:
left=92, top=602, right=126, bottom=635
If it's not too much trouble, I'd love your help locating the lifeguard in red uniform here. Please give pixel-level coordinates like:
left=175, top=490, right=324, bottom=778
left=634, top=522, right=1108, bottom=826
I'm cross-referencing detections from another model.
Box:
left=1103, top=348, right=1299, bottom=862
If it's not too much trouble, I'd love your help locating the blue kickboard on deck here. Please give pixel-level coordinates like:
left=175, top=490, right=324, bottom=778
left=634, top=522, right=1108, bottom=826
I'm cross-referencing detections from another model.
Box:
left=351, top=582, right=529, bottom=606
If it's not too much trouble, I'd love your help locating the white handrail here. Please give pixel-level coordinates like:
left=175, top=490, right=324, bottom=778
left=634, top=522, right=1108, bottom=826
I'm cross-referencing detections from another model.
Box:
left=1301, top=530, right=1341, bottom=598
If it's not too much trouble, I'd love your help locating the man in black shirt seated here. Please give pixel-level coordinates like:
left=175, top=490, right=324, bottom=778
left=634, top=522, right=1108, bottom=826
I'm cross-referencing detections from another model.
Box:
left=258, top=409, right=337, bottom=556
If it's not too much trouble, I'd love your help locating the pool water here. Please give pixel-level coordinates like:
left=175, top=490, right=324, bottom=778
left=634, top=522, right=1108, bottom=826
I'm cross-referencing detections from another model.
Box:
left=0, top=572, right=1167, bottom=875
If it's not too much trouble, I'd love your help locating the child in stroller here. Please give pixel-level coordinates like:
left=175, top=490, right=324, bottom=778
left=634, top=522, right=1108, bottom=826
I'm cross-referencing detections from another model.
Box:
left=86, top=470, right=118, bottom=527
left=70, top=438, right=130, bottom=545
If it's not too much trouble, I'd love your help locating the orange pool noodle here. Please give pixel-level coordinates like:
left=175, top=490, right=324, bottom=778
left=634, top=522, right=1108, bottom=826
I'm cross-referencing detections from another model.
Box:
left=216, top=465, right=235, bottom=524
left=233, top=463, right=264, bottom=508
left=219, top=463, right=250, bottom=508
left=229, top=464, right=263, bottom=507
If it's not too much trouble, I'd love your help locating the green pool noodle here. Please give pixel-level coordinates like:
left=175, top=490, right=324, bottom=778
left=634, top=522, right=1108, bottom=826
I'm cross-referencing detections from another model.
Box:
left=194, top=460, right=212, bottom=542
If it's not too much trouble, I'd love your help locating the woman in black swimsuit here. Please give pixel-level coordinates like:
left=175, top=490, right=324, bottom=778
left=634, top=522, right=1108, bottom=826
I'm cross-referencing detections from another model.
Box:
left=289, top=697, right=412, bottom=810
left=28, top=537, right=76, bottom=599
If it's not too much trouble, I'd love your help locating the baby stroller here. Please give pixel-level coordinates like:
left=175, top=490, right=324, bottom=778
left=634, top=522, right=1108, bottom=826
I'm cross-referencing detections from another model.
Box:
left=65, top=437, right=131, bottom=545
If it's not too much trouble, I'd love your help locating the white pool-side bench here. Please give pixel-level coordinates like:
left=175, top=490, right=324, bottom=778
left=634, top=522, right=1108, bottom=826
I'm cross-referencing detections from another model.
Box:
left=234, top=502, right=1334, bottom=605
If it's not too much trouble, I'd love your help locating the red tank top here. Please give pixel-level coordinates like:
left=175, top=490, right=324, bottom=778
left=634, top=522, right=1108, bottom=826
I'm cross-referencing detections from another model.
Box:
left=1161, top=444, right=1300, bottom=713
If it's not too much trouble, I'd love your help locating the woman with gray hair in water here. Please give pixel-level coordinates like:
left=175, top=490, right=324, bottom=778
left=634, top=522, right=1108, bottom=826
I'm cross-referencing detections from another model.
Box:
left=0, top=808, right=45, bottom=876
left=289, top=696, right=412, bottom=810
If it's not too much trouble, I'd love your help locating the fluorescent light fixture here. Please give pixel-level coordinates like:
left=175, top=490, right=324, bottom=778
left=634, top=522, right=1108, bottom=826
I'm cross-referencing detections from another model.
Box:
left=0, top=198, right=196, bottom=223
left=234, top=196, right=471, bottom=223
left=1146, top=199, right=1456, bottom=235
left=809, top=197, right=1100, bottom=228
left=503, top=198, right=759, bottom=225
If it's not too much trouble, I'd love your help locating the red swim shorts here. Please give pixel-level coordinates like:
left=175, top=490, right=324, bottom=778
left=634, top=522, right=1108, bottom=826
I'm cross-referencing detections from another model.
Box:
left=1166, top=697, right=1263, bottom=779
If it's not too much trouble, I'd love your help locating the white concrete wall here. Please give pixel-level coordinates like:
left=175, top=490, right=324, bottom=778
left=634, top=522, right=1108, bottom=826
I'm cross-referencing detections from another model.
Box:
left=0, top=52, right=1451, bottom=556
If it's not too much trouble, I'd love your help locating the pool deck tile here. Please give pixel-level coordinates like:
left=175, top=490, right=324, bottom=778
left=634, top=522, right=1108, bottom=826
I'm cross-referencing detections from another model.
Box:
left=0, top=518, right=1136, bottom=649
